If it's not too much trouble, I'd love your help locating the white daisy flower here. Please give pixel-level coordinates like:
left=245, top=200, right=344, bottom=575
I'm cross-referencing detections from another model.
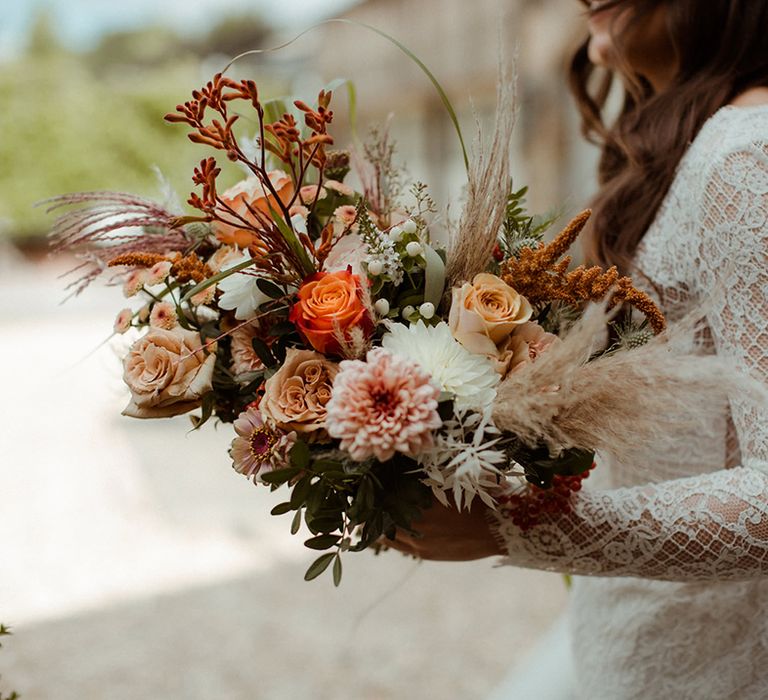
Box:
left=381, top=321, right=499, bottom=410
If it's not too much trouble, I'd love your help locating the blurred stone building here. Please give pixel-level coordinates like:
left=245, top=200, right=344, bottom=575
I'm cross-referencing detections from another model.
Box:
left=283, top=0, right=598, bottom=222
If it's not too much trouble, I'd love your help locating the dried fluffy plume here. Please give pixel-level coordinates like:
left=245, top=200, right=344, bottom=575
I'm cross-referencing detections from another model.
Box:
left=446, top=57, right=517, bottom=287
left=492, top=301, right=768, bottom=470
left=44, top=191, right=191, bottom=297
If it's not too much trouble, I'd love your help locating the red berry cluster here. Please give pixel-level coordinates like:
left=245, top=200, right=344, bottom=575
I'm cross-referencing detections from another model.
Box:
left=497, top=464, right=595, bottom=532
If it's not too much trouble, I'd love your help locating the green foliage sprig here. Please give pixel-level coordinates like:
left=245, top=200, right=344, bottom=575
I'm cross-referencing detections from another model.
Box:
left=498, top=185, right=558, bottom=260
left=262, top=441, right=432, bottom=586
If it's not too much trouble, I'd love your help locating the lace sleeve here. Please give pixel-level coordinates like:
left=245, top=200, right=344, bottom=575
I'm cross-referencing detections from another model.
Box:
left=489, top=134, right=768, bottom=582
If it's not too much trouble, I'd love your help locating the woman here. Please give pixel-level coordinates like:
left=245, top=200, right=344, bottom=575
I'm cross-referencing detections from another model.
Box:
left=391, top=1, right=768, bottom=697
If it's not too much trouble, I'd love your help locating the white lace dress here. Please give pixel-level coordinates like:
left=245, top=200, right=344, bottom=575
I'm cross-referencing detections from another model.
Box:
left=489, top=105, right=768, bottom=700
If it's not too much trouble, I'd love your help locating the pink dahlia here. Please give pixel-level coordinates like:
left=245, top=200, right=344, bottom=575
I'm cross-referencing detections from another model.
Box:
left=326, top=348, right=442, bottom=462
left=230, top=407, right=296, bottom=483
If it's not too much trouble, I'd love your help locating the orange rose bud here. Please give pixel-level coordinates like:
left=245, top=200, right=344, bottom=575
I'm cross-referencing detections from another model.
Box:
left=289, top=268, right=373, bottom=355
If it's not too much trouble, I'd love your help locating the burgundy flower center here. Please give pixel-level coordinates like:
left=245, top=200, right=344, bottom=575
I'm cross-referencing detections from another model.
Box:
left=249, top=426, right=277, bottom=463
left=370, top=388, right=396, bottom=414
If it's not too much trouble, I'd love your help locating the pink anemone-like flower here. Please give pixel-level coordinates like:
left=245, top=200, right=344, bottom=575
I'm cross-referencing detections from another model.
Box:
left=230, top=407, right=296, bottom=483
left=123, top=268, right=148, bottom=297
left=114, top=308, right=133, bottom=334
left=149, top=301, right=178, bottom=330
left=326, top=347, right=442, bottom=462
left=145, top=260, right=173, bottom=286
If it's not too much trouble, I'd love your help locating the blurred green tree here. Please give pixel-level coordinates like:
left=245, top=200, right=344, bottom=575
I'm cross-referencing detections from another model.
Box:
left=0, top=9, right=278, bottom=241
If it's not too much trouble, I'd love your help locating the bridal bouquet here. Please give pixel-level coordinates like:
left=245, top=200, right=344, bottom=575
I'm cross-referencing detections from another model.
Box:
left=48, top=70, right=670, bottom=584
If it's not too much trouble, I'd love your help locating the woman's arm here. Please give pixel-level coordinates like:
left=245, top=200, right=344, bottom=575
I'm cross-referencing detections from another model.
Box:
left=392, top=133, right=768, bottom=581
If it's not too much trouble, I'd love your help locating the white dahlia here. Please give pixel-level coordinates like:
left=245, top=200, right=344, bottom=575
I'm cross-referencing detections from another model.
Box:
left=381, top=321, right=499, bottom=410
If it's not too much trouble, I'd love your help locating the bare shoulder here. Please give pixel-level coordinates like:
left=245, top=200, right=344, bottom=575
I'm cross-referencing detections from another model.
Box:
left=729, top=87, right=768, bottom=107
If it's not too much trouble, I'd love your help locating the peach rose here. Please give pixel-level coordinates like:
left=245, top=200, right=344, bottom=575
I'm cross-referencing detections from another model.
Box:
left=289, top=269, right=373, bottom=355
left=122, top=328, right=215, bottom=418
left=449, top=273, right=533, bottom=357
left=214, top=171, right=294, bottom=249
left=497, top=321, right=560, bottom=376
left=260, top=348, right=338, bottom=439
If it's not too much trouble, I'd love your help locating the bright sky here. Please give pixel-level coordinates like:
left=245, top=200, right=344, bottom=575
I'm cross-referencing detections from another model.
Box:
left=2, top=0, right=361, bottom=58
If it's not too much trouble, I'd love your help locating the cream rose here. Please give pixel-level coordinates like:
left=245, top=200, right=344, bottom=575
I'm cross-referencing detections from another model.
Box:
left=122, top=328, right=215, bottom=418
left=260, top=348, right=339, bottom=439
left=449, top=273, right=533, bottom=357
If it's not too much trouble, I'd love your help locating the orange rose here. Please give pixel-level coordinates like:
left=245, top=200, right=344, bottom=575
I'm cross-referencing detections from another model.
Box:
left=289, top=269, right=373, bottom=355
left=214, top=171, right=294, bottom=249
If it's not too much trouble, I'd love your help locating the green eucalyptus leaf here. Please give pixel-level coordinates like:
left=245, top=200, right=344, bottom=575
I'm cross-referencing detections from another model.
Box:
left=271, top=502, right=293, bottom=516
left=305, top=534, right=341, bottom=550
left=306, top=517, right=343, bottom=535
left=422, top=243, right=446, bottom=308
left=272, top=339, right=287, bottom=364
left=291, top=509, right=303, bottom=535
left=290, top=440, right=311, bottom=470
left=305, top=482, right=326, bottom=514
left=290, top=475, right=313, bottom=509
left=313, top=459, right=343, bottom=473
left=332, top=554, right=343, bottom=587
left=304, top=552, right=336, bottom=581
left=190, top=392, right=216, bottom=431
left=241, top=373, right=265, bottom=394
left=256, top=278, right=286, bottom=299
left=250, top=337, right=277, bottom=369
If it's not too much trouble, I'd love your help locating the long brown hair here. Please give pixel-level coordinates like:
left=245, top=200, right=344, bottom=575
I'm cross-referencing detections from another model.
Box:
left=571, top=0, right=768, bottom=272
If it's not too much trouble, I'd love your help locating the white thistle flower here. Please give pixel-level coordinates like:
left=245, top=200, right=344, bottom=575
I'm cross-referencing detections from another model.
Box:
left=381, top=321, right=499, bottom=410
left=419, top=407, right=509, bottom=511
